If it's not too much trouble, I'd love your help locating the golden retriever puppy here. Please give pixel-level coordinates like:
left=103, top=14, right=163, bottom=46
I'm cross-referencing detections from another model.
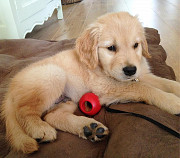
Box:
left=1, top=12, right=180, bottom=154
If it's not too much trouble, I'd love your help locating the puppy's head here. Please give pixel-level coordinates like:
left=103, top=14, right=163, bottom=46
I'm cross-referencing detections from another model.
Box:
left=76, top=12, right=151, bottom=81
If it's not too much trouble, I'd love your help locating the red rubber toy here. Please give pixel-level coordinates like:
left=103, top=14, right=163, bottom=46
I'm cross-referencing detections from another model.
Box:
left=79, top=93, right=101, bottom=116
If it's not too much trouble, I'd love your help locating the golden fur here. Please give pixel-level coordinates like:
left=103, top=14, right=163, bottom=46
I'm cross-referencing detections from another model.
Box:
left=1, top=12, right=180, bottom=154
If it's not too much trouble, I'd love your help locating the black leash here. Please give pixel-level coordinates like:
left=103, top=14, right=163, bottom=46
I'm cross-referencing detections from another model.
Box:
left=105, top=106, right=180, bottom=139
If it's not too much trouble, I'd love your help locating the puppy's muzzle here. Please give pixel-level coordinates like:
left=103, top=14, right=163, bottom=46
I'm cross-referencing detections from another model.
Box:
left=123, top=66, right=137, bottom=76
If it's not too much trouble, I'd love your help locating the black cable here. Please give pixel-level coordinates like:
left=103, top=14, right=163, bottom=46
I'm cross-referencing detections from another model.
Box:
left=105, top=106, right=180, bottom=139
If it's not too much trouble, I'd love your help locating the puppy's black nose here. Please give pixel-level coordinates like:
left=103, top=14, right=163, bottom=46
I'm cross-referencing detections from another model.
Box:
left=123, top=66, right=137, bottom=76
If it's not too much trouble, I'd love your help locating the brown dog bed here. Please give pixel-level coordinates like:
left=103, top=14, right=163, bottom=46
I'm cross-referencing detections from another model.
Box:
left=0, top=28, right=179, bottom=158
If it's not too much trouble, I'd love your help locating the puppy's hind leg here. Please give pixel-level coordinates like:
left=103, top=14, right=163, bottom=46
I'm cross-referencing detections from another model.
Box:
left=44, top=101, right=109, bottom=142
left=15, top=65, right=67, bottom=142
left=5, top=64, right=67, bottom=153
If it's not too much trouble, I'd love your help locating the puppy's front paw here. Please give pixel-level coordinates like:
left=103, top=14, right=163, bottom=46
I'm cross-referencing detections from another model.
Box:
left=172, top=98, right=180, bottom=115
left=81, top=123, right=109, bottom=142
left=172, top=82, right=180, bottom=97
left=28, top=121, right=57, bottom=143
left=162, top=93, right=180, bottom=114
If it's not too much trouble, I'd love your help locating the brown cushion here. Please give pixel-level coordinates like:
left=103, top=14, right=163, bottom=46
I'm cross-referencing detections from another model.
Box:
left=0, top=28, right=179, bottom=158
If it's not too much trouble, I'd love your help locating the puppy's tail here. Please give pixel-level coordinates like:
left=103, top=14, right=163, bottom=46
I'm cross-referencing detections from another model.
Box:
left=1, top=98, right=38, bottom=154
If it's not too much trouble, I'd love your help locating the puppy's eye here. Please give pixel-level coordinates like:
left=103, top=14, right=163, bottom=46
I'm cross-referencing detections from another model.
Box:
left=107, top=45, right=116, bottom=52
left=134, top=43, right=139, bottom=49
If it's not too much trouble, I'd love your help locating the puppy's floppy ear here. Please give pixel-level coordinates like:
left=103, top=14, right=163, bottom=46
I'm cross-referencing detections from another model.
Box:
left=135, top=15, right=151, bottom=59
left=76, top=24, right=100, bottom=69
left=142, top=35, right=151, bottom=58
